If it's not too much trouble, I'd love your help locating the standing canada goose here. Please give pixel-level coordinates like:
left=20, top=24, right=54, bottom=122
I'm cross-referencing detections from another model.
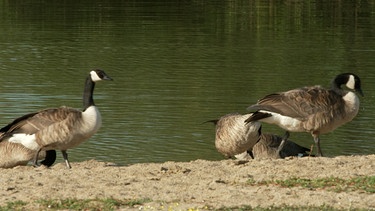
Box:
left=207, top=113, right=262, bottom=159
left=245, top=73, right=363, bottom=157
left=251, top=133, right=312, bottom=159
left=2, top=69, right=112, bottom=168
left=0, top=141, right=56, bottom=168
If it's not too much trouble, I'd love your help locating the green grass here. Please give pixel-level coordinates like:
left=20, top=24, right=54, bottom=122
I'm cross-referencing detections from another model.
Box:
left=0, top=198, right=369, bottom=211
left=0, top=200, right=27, bottom=211
left=0, top=197, right=152, bottom=210
left=247, top=176, right=375, bottom=193
left=215, top=204, right=366, bottom=211
left=36, top=198, right=91, bottom=210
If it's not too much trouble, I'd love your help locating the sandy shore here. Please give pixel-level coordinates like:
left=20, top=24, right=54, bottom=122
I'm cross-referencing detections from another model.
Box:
left=1, top=155, right=375, bottom=210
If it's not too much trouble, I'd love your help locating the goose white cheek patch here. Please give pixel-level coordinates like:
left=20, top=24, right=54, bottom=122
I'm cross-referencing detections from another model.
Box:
left=346, top=75, right=356, bottom=90
left=90, top=70, right=102, bottom=82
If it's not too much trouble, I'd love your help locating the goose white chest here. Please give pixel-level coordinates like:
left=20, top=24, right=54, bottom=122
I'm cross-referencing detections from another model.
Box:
left=342, top=91, right=360, bottom=121
left=80, top=105, right=102, bottom=137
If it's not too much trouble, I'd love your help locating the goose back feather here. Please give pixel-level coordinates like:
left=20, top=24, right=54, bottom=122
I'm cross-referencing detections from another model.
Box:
left=210, top=113, right=261, bottom=158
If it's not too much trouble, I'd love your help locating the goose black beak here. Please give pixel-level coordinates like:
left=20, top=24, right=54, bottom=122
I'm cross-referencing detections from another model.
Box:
left=103, top=75, right=113, bottom=81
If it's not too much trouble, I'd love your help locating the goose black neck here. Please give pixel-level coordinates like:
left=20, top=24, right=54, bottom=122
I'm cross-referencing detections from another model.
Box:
left=83, top=76, right=95, bottom=110
left=331, top=76, right=345, bottom=94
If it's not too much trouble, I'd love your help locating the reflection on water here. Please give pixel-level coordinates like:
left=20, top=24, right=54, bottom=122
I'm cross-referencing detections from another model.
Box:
left=0, top=1, right=374, bottom=165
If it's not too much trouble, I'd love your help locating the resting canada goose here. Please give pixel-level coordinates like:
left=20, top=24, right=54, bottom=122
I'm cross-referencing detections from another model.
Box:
left=245, top=73, right=363, bottom=157
left=251, top=133, right=312, bottom=159
left=2, top=69, right=112, bottom=168
left=0, top=141, right=56, bottom=168
left=207, top=113, right=262, bottom=159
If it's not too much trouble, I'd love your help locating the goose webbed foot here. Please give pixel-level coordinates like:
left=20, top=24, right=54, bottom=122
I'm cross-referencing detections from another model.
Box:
left=62, top=150, right=72, bottom=169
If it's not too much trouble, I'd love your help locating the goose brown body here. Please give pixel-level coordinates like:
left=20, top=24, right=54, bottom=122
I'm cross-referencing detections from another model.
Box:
left=211, top=113, right=261, bottom=158
left=4, top=106, right=100, bottom=151
left=248, top=86, right=359, bottom=134
left=246, top=73, right=363, bottom=156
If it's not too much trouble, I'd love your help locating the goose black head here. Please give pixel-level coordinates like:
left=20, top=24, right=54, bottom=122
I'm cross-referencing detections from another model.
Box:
left=90, top=69, right=113, bottom=82
left=333, top=73, right=363, bottom=96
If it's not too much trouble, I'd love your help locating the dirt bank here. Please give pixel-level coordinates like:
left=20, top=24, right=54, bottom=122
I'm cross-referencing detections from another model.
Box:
left=1, top=155, right=374, bottom=210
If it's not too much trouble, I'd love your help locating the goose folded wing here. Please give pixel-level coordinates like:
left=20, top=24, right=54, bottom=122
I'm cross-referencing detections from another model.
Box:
left=0, top=106, right=80, bottom=136
left=248, top=86, right=335, bottom=120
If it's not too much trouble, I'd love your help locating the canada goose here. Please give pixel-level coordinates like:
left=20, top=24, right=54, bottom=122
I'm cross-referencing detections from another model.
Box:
left=2, top=69, right=112, bottom=168
left=245, top=73, right=363, bottom=157
left=251, top=133, right=312, bottom=159
left=0, top=141, right=56, bottom=168
left=207, top=113, right=262, bottom=159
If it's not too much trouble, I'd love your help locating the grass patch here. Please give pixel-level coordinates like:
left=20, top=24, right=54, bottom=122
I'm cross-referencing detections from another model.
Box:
left=36, top=198, right=91, bottom=210
left=34, top=197, right=152, bottom=210
left=122, top=197, right=152, bottom=206
left=0, top=199, right=369, bottom=211
left=215, top=204, right=361, bottom=211
left=247, top=176, right=375, bottom=193
left=0, top=200, right=27, bottom=211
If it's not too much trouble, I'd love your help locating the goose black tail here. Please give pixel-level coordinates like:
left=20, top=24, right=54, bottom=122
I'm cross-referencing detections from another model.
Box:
left=40, top=150, right=57, bottom=167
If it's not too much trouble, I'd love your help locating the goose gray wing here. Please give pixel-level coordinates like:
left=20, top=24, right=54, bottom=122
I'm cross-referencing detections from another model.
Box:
left=0, top=106, right=80, bottom=138
left=248, top=86, right=342, bottom=120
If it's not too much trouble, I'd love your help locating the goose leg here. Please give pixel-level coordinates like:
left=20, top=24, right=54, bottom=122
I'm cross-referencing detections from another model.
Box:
left=61, top=150, right=72, bottom=169
left=32, top=148, right=43, bottom=167
left=313, top=134, right=323, bottom=157
left=276, top=131, right=289, bottom=157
